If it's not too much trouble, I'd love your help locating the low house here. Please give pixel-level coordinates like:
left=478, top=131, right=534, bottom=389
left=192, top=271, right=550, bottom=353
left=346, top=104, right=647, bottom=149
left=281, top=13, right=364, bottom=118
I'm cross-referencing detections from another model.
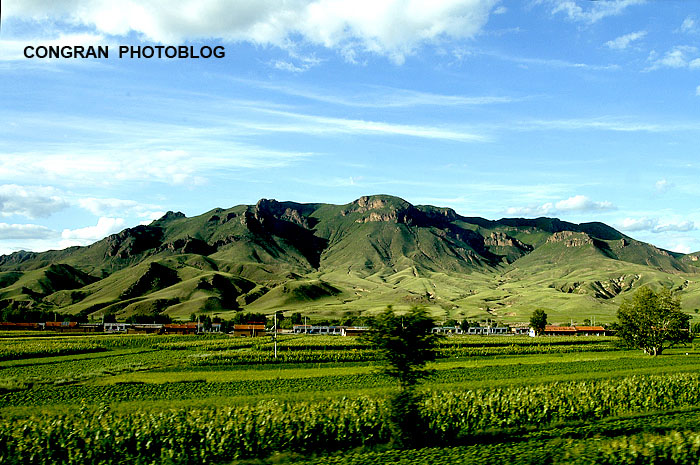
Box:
left=127, top=324, right=163, bottom=334
left=233, top=323, right=266, bottom=337
left=0, top=322, right=43, bottom=331
left=530, top=325, right=577, bottom=337
left=510, top=324, right=530, bottom=335
left=293, top=325, right=344, bottom=335
left=574, top=325, right=607, bottom=336
left=467, top=326, right=511, bottom=336
left=163, top=323, right=199, bottom=335
left=104, top=322, right=128, bottom=333
left=432, top=326, right=463, bottom=335
left=45, top=321, right=80, bottom=332
left=341, top=326, right=370, bottom=337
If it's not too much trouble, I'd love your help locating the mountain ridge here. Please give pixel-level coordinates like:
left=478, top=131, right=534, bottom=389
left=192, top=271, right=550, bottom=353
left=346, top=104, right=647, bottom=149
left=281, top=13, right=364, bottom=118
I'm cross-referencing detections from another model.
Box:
left=1, top=194, right=698, bottom=324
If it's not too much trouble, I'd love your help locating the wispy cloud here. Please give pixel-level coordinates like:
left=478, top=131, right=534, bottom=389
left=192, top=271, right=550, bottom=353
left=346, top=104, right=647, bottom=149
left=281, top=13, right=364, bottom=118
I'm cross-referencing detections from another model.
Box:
left=680, top=16, right=699, bottom=34
left=77, top=197, right=163, bottom=220
left=619, top=217, right=695, bottom=234
left=248, top=81, right=519, bottom=108
left=646, top=46, right=700, bottom=71
left=0, top=223, right=57, bottom=240
left=512, top=117, right=700, bottom=133
left=655, top=178, right=673, bottom=193
left=605, top=31, right=646, bottom=50
left=0, top=184, right=69, bottom=219
left=542, top=0, right=646, bottom=24
left=244, top=109, right=488, bottom=142
left=506, top=195, right=615, bottom=216
left=474, top=49, right=619, bottom=71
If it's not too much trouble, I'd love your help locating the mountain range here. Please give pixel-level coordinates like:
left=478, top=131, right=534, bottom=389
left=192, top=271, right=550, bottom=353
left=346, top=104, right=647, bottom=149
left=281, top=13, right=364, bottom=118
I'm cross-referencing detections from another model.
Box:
left=2, top=194, right=699, bottom=324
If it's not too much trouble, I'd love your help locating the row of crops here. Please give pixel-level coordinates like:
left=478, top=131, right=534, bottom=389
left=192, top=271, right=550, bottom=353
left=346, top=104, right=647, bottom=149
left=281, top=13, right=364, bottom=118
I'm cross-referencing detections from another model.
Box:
left=294, top=430, right=700, bottom=465
left=2, top=372, right=700, bottom=464
left=0, top=333, right=622, bottom=362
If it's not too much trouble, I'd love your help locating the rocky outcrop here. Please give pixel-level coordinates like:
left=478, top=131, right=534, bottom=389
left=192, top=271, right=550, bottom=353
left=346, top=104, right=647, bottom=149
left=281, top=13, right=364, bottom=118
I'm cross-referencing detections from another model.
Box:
left=159, top=237, right=214, bottom=256
left=105, top=226, right=163, bottom=259
left=254, top=199, right=312, bottom=229
left=590, top=274, right=641, bottom=299
left=343, top=196, right=418, bottom=224
left=546, top=231, right=593, bottom=247
left=157, top=211, right=186, bottom=222
left=484, top=232, right=533, bottom=251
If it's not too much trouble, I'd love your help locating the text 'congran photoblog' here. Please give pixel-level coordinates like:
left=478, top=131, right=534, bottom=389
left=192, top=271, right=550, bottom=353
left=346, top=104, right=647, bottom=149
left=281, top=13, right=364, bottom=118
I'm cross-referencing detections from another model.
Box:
left=23, top=45, right=226, bottom=59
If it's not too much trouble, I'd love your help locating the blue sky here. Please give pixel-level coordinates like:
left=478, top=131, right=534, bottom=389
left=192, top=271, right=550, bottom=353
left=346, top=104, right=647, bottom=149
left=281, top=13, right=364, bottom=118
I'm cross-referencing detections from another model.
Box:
left=1, top=0, right=700, bottom=255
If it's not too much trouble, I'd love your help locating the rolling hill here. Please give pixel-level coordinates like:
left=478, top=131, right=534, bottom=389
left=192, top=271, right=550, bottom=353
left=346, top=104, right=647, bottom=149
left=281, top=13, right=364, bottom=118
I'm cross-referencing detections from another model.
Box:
left=1, top=194, right=699, bottom=325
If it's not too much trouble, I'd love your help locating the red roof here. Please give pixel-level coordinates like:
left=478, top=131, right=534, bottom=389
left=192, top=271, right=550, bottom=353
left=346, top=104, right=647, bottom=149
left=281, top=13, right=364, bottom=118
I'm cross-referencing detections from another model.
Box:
left=234, top=324, right=265, bottom=330
left=543, top=325, right=576, bottom=332
left=574, top=326, right=606, bottom=332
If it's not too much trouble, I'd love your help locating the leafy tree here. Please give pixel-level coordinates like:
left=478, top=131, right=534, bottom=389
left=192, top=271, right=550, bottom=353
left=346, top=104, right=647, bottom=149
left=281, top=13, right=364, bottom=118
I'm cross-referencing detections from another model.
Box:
left=616, top=286, right=691, bottom=356
left=692, top=322, right=700, bottom=336
left=361, top=306, right=439, bottom=446
left=530, top=308, right=548, bottom=335
left=362, top=306, right=439, bottom=388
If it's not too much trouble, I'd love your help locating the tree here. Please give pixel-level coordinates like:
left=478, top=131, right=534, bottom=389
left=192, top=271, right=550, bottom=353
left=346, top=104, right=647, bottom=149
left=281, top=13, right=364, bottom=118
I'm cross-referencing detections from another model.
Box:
left=361, top=306, right=439, bottom=388
left=530, top=308, right=548, bottom=336
left=616, top=286, right=691, bottom=356
left=361, top=306, right=439, bottom=446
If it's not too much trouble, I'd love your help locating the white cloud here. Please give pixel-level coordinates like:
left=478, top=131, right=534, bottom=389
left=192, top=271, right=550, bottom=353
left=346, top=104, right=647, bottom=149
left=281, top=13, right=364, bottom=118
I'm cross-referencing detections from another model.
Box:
left=0, top=146, right=312, bottom=187
left=680, top=16, right=698, bottom=34
left=77, top=197, right=162, bottom=218
left=60, top=217, right=125, bottom=248
left=245, top=109, right=487, bottom=141
left=555, top=195, right=614, bottom=212
left=655, top=178, right=672, bottom=192
left=620, top=217, right=657, bottom=232
left=250, top=81, right=518, bottom=108
left=506, top=195, right=614, bottom=217
left=544, top=0, right=645, bottom=24
left=646, top=46, right=700, bottom=71
left=654, top=221, right=696, bottom=233
left=619, top=217, right=695, bottom=234
left=514, top=117, right=700, bottom=133
left=0, top=184, right=69, bottom=218
left=493, top=6, right=507, bottom=14
left=668, top=241, right=693, bottom=254
left=696, top=85, right=700, bottom=96
left=5, top=0, right=501, bottom=64
left=0, top=223, right=57, bottom=240
left=605, top=31, right=646, bottom=50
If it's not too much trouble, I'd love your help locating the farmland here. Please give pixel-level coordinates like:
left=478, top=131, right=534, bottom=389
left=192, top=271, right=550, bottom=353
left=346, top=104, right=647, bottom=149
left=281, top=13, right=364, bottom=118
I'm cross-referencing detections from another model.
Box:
left=1, top=333, right=700, bottom=464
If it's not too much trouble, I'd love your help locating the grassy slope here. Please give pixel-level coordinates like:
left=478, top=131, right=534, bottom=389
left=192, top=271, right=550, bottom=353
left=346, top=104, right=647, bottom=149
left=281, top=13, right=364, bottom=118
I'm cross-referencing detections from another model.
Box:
left=1, top=195, right=698, bottom=323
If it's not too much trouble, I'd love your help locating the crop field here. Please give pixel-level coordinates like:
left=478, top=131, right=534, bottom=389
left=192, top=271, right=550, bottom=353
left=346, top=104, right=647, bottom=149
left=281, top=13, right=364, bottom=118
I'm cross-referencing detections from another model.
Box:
left=1, top=333, right=700, bottom=464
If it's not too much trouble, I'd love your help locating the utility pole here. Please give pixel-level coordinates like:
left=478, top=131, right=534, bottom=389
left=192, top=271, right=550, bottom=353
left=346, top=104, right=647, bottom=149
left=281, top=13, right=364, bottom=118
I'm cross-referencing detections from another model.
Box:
left=273, top=313, right=278, bottom=359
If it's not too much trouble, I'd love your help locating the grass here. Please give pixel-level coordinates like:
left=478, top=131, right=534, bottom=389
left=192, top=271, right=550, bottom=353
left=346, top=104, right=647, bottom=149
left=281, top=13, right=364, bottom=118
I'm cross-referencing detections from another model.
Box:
left=2, top=333, right=700, bottom=464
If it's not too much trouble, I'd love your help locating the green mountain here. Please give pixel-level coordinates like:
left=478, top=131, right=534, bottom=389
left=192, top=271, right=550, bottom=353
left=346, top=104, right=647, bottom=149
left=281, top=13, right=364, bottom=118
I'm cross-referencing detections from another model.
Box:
left=1, top=195, right=698, bottom=325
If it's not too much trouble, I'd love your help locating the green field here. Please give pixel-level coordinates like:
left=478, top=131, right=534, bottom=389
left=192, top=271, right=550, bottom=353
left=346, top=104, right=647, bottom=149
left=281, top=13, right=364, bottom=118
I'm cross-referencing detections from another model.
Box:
left=1, top=333, right=700, bottom=464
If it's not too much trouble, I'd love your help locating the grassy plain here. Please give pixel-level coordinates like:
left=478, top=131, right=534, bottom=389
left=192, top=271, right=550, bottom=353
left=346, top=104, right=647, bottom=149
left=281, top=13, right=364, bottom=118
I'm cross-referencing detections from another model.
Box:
left=1, top=333, right=700, bottom=464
